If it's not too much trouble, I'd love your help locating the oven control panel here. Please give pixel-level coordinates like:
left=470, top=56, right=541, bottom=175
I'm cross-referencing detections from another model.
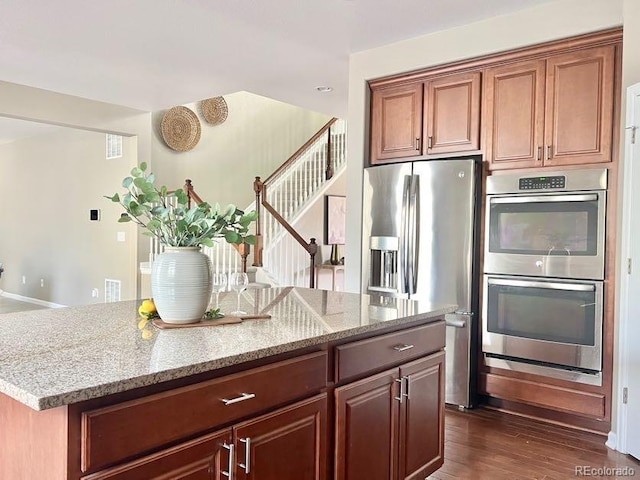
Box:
left=518, top=175, right=566, bottom=190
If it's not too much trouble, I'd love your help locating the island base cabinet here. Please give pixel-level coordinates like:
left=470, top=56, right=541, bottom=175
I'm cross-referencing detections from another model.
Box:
left=335, top=352, right=445, bottom=480
left=82, top=394, right=327, bottom=480
left=80, top=430, right=231, bottom=480
left=233, top=394, right=327, bottom=480
left=398, top=353, right=445, bottom=480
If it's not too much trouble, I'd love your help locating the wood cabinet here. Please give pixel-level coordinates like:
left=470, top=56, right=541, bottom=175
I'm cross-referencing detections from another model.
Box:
left=0, top=315, right=448, bottom=480
left=335, top=352, right=445, bottom=480
left=80, top=430, right=230, bottom=480
left=370, top=83, right=423, bottom=162
left=424, top=72, right=481, bottom=157
left=80, top=351, right=328, bottom=472
left=233, top=394, right=327, bottom=480
left=83, top=395, right=327, bottom=480
left=370, top=71, right=481, bottom=165
left=485, top=45, right=616, bottom=170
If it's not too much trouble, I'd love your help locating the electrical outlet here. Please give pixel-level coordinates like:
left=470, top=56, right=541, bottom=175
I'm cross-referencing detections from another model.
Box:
left=22, top=275, right=26, bottom=285
left=92, top=288, right=99, bottom=298
left=40, top=278, right=44, bottom=287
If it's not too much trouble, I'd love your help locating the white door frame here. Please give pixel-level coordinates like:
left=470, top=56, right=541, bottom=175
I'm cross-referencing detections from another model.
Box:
left=612, top=81, right=640, bottom=453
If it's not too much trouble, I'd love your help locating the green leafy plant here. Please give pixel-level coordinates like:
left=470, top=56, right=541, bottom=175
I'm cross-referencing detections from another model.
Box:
left=106, top=162, right=258, bottom=247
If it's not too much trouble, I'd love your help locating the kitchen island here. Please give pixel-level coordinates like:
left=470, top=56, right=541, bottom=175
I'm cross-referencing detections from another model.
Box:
left=0, top=287, right=453, bottom=480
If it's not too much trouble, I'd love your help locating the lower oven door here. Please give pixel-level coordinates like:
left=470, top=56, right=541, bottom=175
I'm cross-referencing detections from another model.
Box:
left=482, top=275, right=603, bottom=372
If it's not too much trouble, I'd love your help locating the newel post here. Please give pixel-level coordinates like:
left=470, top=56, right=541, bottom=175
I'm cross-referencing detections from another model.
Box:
left=308, top=238, right=318, bottom=288
left=253, top=176, right=264, bottom=267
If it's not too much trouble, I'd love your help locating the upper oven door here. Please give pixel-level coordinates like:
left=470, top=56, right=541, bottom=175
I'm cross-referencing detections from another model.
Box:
left=484, top=191, right=606, bottom=279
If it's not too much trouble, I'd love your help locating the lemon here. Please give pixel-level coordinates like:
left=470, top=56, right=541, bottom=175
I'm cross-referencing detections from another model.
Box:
left=138, top=299, right=157, bottom=317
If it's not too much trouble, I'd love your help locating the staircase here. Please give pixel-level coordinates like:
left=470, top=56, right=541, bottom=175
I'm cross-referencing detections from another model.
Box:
left=141, top=118, right=347, bottom=290
left=254, top=118, right=347, bottom=287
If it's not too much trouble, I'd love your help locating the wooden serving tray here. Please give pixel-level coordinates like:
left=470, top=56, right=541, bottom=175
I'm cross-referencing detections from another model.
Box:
left=152, top=313, right=271, bottom=329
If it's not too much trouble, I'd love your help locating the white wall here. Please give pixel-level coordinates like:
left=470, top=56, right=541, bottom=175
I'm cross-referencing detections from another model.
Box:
left=344, top=0, right=624, bottom=293
left=150, top=91, right=332, bottom=209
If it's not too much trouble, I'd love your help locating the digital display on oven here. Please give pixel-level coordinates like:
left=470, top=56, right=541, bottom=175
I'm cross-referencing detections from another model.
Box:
left=518, top=175, right=566, bottom=190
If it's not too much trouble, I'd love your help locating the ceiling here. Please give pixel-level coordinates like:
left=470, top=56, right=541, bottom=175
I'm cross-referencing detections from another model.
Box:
left=0, top=0, right=555, bottom=118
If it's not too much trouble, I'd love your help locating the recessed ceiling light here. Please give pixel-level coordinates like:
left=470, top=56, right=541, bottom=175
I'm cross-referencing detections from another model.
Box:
left=315, top=86, right=333, bottom=93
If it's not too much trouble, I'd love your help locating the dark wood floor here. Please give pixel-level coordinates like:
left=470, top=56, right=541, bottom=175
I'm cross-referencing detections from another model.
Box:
left=429, top=407, right=639, bottom=480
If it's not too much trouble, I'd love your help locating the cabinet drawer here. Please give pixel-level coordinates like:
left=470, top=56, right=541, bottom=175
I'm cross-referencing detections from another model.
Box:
left=81, top=351, right=327, bottom=473
left=334, top=321, right=445, bottom=383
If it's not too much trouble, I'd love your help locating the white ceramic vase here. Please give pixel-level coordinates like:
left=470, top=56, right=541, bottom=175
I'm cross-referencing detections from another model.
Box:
left=151, top=246, right=213, bottom=324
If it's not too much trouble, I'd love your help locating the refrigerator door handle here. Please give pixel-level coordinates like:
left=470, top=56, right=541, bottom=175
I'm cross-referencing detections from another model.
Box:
left=400, top=175, right=412, bottom=293
left=410, top=174, right=420, bottom=294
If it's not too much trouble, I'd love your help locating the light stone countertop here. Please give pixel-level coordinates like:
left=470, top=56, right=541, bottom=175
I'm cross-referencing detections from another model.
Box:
left=0, top=287, right=455, bottom=411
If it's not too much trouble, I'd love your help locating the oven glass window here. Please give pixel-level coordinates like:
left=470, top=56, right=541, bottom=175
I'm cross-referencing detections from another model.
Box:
left=487, top=282, right=596, bottom=346
left=489, top=196, right=599, bottom=256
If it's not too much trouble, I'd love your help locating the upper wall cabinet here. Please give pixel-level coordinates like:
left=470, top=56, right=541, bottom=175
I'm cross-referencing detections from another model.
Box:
left=370, top=83, right=424, bottom=163
left=370, top=71, right=481, bottom=165
left=485, top=45, right=616, bottom=170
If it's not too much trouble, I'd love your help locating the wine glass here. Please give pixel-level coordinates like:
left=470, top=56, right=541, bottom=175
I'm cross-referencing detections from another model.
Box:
left=211, top=272, right=227, bottom=313
left=229, top=272, right=249, bottom=316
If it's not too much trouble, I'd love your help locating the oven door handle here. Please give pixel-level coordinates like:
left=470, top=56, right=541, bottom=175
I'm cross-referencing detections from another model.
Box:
left=487, top=278, right=596, bottom=292
left=489, top=193, right=599, bottom=204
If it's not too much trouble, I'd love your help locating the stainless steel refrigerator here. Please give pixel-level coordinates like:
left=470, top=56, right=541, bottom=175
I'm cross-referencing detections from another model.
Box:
left=362, top=157, right=480, bottom=408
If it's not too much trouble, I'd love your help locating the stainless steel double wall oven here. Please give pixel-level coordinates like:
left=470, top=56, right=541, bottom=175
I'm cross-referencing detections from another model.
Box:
left=482, top=169, right=607, bottom=385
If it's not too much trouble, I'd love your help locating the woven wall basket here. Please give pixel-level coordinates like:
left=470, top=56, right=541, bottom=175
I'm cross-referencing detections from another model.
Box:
left=200, top=96, right=228, bottom=125
left=161, top=106, right=201, bottom=152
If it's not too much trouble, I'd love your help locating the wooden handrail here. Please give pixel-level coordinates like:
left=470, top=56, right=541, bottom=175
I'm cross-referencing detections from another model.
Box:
left=255, top=181, right=318, bottom=287
left=263, top=117, right=338, bottom=185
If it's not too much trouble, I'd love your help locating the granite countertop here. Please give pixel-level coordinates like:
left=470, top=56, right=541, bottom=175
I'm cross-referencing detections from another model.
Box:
left=0, top=287, right=455, bottom=411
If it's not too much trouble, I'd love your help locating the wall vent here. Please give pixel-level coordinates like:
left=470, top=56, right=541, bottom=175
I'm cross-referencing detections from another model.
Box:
left=104, top=279, right=122, bottom=303
left=106, top=134, right=123, bottom=159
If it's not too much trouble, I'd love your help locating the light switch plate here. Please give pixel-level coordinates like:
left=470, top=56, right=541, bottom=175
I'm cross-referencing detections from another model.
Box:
left=117, top=232, right=126, bottom=242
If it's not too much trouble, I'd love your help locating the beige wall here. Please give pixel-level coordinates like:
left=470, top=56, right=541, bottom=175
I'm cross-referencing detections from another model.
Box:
left=345, top=0, right=624, bottom=293
left=0, top=84, right=335, bottom=304
left=0, top=128, right=137, bottom=305
left=150, top=91, right=332, bottom=209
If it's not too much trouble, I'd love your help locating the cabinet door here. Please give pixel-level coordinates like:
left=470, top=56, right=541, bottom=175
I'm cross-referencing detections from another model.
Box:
left=370, top=83, right=423, bottom=164
left=425, top=71, right=481, bottom=156
left=80, top=429, right=232, bottom=480
left=335, top=368, right=399, bottom=480
left=398, top=352, right=445, bottom=480
left=233, top=394, right=327, bottom=480
left=484, top=60, right=546, bottom=170
left=544, top=45, right=615, bottom=166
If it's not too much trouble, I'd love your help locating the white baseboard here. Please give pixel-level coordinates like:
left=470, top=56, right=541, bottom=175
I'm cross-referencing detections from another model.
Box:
left=605, top=431, right=617, bottom=451
left=0, top=291, right=66, bottom=308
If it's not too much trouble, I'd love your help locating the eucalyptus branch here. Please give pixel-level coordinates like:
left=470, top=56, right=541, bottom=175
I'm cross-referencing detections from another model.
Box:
left=106, top=162, right=257, bottom=248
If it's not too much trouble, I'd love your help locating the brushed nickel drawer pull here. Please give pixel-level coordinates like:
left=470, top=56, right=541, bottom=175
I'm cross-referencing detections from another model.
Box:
left=221, top=442, right=234, bottom=479
left=239, top=437, right=251, bottom=474
left=394, top=378, right=405, bottom=403
left=393, top=344, right=414, bottom=352
left=221, top=392, right=256, bottom=406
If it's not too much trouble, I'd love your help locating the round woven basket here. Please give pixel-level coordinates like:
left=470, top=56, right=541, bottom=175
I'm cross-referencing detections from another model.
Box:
left=161, top=106, right=201, bottom=151
left=200, top=96, right=228, bottom=125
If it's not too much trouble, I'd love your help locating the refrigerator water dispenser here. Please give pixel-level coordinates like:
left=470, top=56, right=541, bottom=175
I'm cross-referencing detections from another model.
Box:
left=369, top=236, right=399, bottom=292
